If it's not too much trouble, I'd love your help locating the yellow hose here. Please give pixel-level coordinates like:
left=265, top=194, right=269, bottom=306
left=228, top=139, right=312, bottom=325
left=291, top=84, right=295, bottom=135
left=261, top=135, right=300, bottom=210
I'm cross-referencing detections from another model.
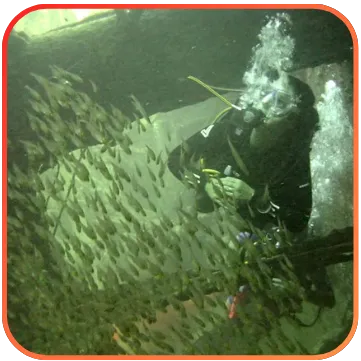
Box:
left=202, top=168, right=221, bottom=177
left=187, top=76, right=235, bottom=108
left=212, top=106, right=233, bottom=124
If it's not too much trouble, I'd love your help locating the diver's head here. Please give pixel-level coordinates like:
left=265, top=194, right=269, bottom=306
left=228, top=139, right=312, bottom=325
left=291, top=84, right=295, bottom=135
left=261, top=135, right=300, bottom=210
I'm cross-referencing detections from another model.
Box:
left=238, top=69, right=311, bottom=125
left=254, top=70, right=300, bottom=121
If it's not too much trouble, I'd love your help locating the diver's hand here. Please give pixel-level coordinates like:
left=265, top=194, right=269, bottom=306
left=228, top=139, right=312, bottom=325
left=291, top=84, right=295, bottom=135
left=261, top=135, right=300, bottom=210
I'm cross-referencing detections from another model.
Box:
left=205, top=177, right=255, bottom=205
left=221, top=177, right=255, bottom=201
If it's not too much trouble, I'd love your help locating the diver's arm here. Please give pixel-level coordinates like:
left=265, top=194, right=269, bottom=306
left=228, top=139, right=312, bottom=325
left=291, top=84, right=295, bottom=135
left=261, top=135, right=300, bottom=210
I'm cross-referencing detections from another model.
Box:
left=167, top=113, right=233, bottom=176
left=167, top=120, right=231, bottom=213
left=168, top=107, right=264, bottom=213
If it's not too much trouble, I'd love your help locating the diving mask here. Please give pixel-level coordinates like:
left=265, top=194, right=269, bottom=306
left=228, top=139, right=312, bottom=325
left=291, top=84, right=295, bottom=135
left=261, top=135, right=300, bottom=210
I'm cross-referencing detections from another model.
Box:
left=259, top=89, right=298, bottom=119
left=240, top=70, right=299, bottom=121
left=239, top=88, right=297, bottom=128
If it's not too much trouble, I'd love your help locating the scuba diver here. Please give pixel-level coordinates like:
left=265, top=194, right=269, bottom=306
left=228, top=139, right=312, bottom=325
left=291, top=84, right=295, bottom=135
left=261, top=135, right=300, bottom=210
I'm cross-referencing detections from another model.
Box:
left=167, top=68, right=337, bottom=319
left=169, top=70, right=315, bottom=236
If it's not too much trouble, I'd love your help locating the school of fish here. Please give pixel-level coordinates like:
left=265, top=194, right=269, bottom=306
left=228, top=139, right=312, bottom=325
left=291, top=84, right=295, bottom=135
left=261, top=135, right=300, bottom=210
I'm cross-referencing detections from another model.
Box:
left=7, top=66, right=309, bottom=355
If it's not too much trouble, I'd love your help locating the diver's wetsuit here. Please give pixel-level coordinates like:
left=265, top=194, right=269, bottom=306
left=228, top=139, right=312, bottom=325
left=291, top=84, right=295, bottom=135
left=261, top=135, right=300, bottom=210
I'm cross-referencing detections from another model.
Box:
left=168, top=76, right=319, bottom=234
left=167, top=75, right=336, bottom=311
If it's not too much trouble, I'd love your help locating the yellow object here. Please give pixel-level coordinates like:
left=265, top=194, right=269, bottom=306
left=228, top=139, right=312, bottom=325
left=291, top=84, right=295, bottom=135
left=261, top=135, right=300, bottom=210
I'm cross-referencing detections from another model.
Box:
left=201, top=168, right=221, bottom=176
left=212, top=106, right=233, bottom=124
left=187, top=76, right=235, bottom=108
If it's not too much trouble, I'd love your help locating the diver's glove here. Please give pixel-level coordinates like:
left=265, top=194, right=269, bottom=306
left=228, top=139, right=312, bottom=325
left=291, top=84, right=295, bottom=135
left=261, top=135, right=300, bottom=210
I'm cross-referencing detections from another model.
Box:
left=204, top=176, right=255, bottom=206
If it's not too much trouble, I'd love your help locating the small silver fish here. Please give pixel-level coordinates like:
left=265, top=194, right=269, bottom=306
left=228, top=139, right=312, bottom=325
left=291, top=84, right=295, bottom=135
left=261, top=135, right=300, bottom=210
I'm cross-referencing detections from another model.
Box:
left=146, top=146, right=156, bottom=163
left=130, top=94, right=151, bottom=123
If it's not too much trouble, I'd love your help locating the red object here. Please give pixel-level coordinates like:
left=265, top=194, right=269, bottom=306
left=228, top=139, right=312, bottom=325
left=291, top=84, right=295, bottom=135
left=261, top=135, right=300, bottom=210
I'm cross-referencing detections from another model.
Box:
left=228, top=290, right=248, bottom=319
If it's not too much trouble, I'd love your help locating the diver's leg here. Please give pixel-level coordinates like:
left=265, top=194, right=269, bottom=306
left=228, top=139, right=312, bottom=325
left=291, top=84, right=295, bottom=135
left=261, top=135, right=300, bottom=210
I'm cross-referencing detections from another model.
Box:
left=268, top=141, right=313, bottom=236
left=275, top=163, right=336, bottom=308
